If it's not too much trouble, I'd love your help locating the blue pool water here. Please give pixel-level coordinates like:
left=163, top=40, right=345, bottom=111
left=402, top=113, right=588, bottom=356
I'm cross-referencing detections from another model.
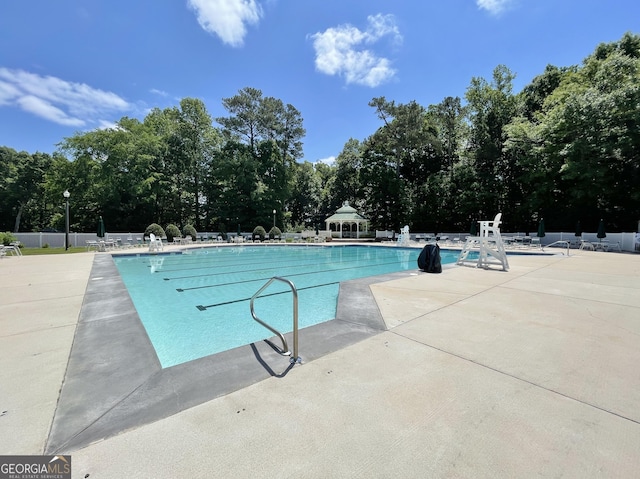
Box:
left=113, top=245, right=459, bottom=367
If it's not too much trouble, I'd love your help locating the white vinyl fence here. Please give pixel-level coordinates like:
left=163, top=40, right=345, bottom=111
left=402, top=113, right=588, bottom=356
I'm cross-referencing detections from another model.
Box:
left=13, top=230, right=640, bottom=252
left=375, top=230, right=639, bottom=253
left=13, top=232, right=146, bottom=249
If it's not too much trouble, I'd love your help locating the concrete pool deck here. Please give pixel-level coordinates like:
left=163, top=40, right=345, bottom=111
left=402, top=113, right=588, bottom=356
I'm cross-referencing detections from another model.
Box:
left=1, top=246, right=639, bottom=477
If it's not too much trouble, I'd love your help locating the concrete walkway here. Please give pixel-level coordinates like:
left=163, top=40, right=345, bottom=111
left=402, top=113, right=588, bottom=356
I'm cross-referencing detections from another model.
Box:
left=1, top=248, right=639, bottom=478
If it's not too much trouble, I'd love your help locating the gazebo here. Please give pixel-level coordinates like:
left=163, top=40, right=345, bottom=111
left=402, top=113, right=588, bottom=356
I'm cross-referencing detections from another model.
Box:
left=325, top=201, right=369, bottom=239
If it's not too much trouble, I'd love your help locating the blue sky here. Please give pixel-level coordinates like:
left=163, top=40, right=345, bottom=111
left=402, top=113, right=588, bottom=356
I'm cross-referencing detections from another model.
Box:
left=1, top=0, right=638, bottom=164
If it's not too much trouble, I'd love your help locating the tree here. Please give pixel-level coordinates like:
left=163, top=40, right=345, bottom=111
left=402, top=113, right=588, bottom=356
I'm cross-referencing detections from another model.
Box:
left=218, top=87, right=264, bottom=153
left=3, top=34, right=639, bottom=235
left=217, top=87, right=304, bottom=227
left=328, top=138, right=363, bottom=211
left=464, top=65, right=518, bottom=225
left=428, top=96, right=467, bottom=173
left=313, top=160, right=337, bottom=219
left=172, top=98, right=222, bottom=229
left=289, top=161, right=322, bottom=227
left=547, top=42, right=640, bottom=229
left=363, top=97, right=442, bottom=229
left=211, top=140, right=261, bottom=231
left=0, top=147, right=52, bottom=231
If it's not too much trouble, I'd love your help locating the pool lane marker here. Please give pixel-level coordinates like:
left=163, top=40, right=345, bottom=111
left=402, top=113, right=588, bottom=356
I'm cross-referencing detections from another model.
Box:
left=150, top=246, right=371, bottom=272
left=195, top=281, right=340, bottom=311
left=175, top=258, right=408, bottom=292
left=162, top=250, right=387, bottom=280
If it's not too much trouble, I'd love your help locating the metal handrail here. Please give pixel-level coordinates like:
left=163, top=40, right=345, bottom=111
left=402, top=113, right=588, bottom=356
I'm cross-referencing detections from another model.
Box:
left=250, top=276, right=301, bottom=364
left=542, top=240, right=571, bottom=256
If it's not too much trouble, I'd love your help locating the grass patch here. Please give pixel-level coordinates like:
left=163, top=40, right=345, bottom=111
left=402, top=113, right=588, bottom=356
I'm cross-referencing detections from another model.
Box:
left=20, top=246, right=88, bottom=256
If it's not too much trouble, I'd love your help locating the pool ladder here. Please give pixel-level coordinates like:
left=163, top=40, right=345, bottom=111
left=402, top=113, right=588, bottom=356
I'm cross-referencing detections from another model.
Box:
left=250, top=276, right=302, bottom=364
left=543, top=240, right=571, bottom=256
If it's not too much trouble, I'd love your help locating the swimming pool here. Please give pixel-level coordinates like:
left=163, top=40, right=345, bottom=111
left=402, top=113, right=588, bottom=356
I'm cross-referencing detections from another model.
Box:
left=114, top=245, right=459, bottom=367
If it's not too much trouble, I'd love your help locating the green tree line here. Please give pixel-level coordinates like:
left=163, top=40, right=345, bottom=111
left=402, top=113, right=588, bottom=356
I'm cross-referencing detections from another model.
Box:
left=1, top=33, right=639, bottom=235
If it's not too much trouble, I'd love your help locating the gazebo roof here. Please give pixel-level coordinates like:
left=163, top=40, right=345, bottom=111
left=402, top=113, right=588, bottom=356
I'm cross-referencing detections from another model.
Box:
left=325, top=201, right=368, bottom=223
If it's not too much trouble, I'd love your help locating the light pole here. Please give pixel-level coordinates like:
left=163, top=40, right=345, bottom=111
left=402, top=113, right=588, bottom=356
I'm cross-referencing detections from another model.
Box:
left=273, top=209, right=276, bottom=228
left=63, top=190, right=70, bottom=250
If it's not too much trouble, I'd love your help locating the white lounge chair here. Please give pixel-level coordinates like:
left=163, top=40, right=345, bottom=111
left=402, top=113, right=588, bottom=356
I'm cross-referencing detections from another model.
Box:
left=2, top=242, right=22, bottom=256
left=580, top=240, right=594, bottom=251
left=86, top=240, right=100, bottom=252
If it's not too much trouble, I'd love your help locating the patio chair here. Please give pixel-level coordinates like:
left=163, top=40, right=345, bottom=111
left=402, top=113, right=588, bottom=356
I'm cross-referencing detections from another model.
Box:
left=11, top=242, right=23, bottom=256
left=86, top=240, right=100, bottom=252
left=580, top=240, right=594, bottom=251
left=2, top=242, right=22, bottom=256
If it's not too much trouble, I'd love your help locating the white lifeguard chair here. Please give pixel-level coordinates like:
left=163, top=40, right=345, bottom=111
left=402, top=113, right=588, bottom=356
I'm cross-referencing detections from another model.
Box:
left=148, top=233, right=164, bottom=252
left=457, top=213, right=509, bottom=271
left=397, top=225, right=411, bottom=247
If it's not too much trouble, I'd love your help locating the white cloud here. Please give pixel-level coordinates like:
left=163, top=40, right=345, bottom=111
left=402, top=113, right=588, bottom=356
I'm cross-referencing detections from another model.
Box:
left=0, top=68, right=130, bottom=127
left=150, top=88, right=169, bottom=97
left=97, top=119, right=119, bottom=130
left=17, top=95, right=85, bottom=127
left=187, top=0, right=262, bottom=47
left=311, top=13, right=402, bottom=87
left=476, top=0, right=514, bottom=15
left=316, top=156, right=336, bottom=166
left=0, top=80, right=20, bottom=105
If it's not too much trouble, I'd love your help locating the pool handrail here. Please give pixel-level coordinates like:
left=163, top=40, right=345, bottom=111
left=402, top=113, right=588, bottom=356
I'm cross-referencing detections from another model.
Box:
left=250, top=276, right=301, bottom=364
left=542, top=240, right=571, bottom=256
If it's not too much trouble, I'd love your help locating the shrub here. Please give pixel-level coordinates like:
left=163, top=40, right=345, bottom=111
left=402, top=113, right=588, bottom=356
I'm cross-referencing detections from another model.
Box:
left=0, top=231, right=17, bottom=246
left=252, top=225, right=267, bottom=241
left=286, top=222, right=305, bottom=233
left=165, top=224, right=181, bottom=242
left=183, top=224, right=197, bottom=241
left=144, top=223, right=165, bottom=239
left=268, top=226, right=282, bottom=239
